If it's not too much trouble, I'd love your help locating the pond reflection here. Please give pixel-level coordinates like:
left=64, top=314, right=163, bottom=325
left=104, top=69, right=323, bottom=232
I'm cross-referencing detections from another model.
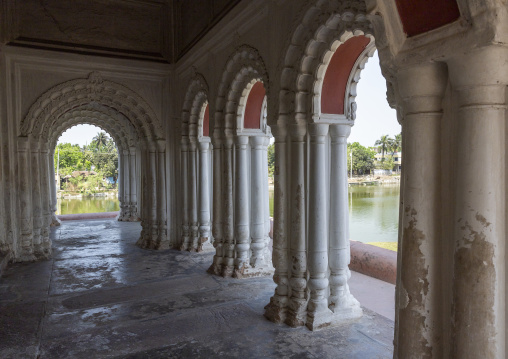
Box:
left=57, top=197, right=120, bottom=215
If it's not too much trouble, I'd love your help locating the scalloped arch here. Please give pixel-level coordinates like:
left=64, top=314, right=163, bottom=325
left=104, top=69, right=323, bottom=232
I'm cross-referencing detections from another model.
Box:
left=48, top=105, right=138, bottom=152
left=215, top=45, right=269, bottom=131
left=21, top=72, right=164, bottom=141
left=181, top=73, right=209, bottom=138
left=277, top=0, right=374, bottom=123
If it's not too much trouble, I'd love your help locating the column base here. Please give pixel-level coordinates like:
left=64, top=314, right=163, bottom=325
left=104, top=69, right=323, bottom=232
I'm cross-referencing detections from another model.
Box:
left=197, top=237, right=214, bottom=252
left=264, top=295, right=289, bottom=323
left=50, top=213, right=61, bottom=227
left=207, top=262, right=223, bottom=276
left=233, top=263, right=274, bottom=279
left=17, top=247, right=37, bottom=262
left=285, top=298, right=308, bottom=328
left=308, top=302, right=363, bottom=331
left=221, top=265, right=235, bottom=278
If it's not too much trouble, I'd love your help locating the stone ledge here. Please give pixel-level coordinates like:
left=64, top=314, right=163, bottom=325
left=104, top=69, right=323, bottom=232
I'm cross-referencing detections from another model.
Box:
left=349, top=240, right=397, bottom=285
left=57, top=211, right=119, bottom=221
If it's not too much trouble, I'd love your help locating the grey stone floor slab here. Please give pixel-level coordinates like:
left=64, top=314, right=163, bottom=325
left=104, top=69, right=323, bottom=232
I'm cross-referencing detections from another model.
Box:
left=0, top=219, right=394, bottom=358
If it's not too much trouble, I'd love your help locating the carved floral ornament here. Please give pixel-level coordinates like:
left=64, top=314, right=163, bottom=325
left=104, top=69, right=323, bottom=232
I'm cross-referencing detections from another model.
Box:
left=20, top=72, right=164, bottom=142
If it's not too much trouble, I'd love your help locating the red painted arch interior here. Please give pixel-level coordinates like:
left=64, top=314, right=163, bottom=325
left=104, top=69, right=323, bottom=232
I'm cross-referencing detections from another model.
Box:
left=321, top=36, right=370, bottom=115
left=203, top=104, right=210, bottom=137
left=244, top=82, right=265, bottom=129
left=395, top=0, right=460, bottom=37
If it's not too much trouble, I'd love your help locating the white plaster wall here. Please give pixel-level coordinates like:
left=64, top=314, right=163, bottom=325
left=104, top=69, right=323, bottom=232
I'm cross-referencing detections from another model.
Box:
left=0, top=45, right=174, bottom=256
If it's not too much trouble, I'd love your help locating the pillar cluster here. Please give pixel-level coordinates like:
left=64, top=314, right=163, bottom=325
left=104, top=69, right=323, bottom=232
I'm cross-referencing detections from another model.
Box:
left=14, top=137, right=53, bottom=261
left=207, top=129, right=272, bottom=278
left=137, top=141, right=168, bottom=250
left=118, top=147, right=140, bottom=222
left=179, top=111, right=213, bottom=252
left=264, top=119, right=361, bottom=330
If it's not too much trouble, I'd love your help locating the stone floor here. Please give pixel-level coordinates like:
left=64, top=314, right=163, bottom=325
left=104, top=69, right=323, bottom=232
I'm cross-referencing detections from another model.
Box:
left=0, top=219, right=395, bottom=358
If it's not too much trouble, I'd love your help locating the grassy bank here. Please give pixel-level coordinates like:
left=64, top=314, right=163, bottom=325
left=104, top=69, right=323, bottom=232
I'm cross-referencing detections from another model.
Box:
left=367, top=242, right=397, bottom=252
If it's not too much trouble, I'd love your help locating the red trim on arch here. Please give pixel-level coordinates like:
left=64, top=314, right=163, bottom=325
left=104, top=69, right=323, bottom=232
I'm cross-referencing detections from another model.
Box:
left=395, top=0, right=460, bottom=37
left=203, top=104, right=210, bottom=137
left=321, top=36, right=370, bottom=115
left=244, top=82, right=265, bottom=129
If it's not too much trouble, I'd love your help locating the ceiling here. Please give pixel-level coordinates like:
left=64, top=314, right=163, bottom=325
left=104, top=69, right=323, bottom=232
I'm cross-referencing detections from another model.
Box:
left=1, top=0, right=240, bottom=63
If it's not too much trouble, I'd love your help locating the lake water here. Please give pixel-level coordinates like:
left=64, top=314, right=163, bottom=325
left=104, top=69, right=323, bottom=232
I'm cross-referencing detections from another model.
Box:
left=57, top=197, right=120, bottom=215
left=59, top=185, right=399, bottom=244
left=268, top=184, right=399, bottom=244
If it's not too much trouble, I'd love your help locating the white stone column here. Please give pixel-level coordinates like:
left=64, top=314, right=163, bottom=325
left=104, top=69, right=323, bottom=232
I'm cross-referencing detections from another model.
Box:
left=157, top=140, right=167, bottom=248
left=180, top=137, right=190, bottom=250
left=394, top=62, right=448, bottom=358
left=263, top=135, right=271, bottom=251
left=306, top=123, right=332, bottom=330
left=122, top=149, right=131, bottom=220
left=265, top=123, right=289, bottom=323
left=222, top=130, right=235, bottom=277
left=48, top=148, right=60, bottom=226
left=208, top=130, right=223, bottom=274
left=249, top=136, right=265, bottom=266
left=233, top=135, right=250, bottom=275
left=188, top=138, right=199, bottom=251
left=17, top=137, right=35, bottom=261
left=30, top=139, right=43, bottom=258
left=138, top=146, right=152, bottom=247
left=150, top=146, right=158, bottom=246
left=329, top=123, right=361, bottom=318
left=448, top=47, right=507, bottom=359
left=285, top=122, right=307, bottom=327
left=198, top=138, right=211, bottom=251
left=39, top=144, right=51, bottom=256
left=129, top=147, right=139, bottom=221
left=117, top=149, right=124, bottom=220
left=247, top=134, right=273, bottom=278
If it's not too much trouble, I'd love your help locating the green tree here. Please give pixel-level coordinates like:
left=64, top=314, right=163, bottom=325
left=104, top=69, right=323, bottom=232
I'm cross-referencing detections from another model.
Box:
left=374, top=134, right=392, bottom=161
left=267, top=143, right=275, bottom=177
left=85, top=137, right=118, bottom=179
left=379, top=155, right=395, bottom=171
left=54, top=143, right=85, bottom=172
left=347, top=142, right=376, bottom=175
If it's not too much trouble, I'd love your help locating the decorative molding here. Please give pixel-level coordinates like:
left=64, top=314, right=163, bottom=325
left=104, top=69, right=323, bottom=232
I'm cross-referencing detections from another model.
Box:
left=276, top=0, right=373, bottom=123
left=215, top=45, right=269, bottom=131
left=21, top=72, right=163, bottom=141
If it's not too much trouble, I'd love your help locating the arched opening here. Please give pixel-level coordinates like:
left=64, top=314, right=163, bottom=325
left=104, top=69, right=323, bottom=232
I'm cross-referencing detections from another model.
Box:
left=233, top=79, right=273, bottom=277
left=15, top=73, right=168, bottom=261
left=178, top=74, right=211, bottom=253
left=54, top=124, right=120, bottom=217
left=318, top=34, right=400, bottom=320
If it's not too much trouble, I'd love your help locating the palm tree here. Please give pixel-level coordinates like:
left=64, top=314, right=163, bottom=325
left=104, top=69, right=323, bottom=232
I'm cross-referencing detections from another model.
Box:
left=375, top=134, right=391, bottom=162
left=92, top=131, right=109, bottom=151
left=393, top=133, right=401, bottom=154
left=390, top=133, right=402, bottom=156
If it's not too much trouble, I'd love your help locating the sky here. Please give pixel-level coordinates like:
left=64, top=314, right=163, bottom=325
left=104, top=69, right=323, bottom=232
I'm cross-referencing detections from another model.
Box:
left=349, top=51, right=400, bottom=147
left=58, top=51, right=399, bottom=148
